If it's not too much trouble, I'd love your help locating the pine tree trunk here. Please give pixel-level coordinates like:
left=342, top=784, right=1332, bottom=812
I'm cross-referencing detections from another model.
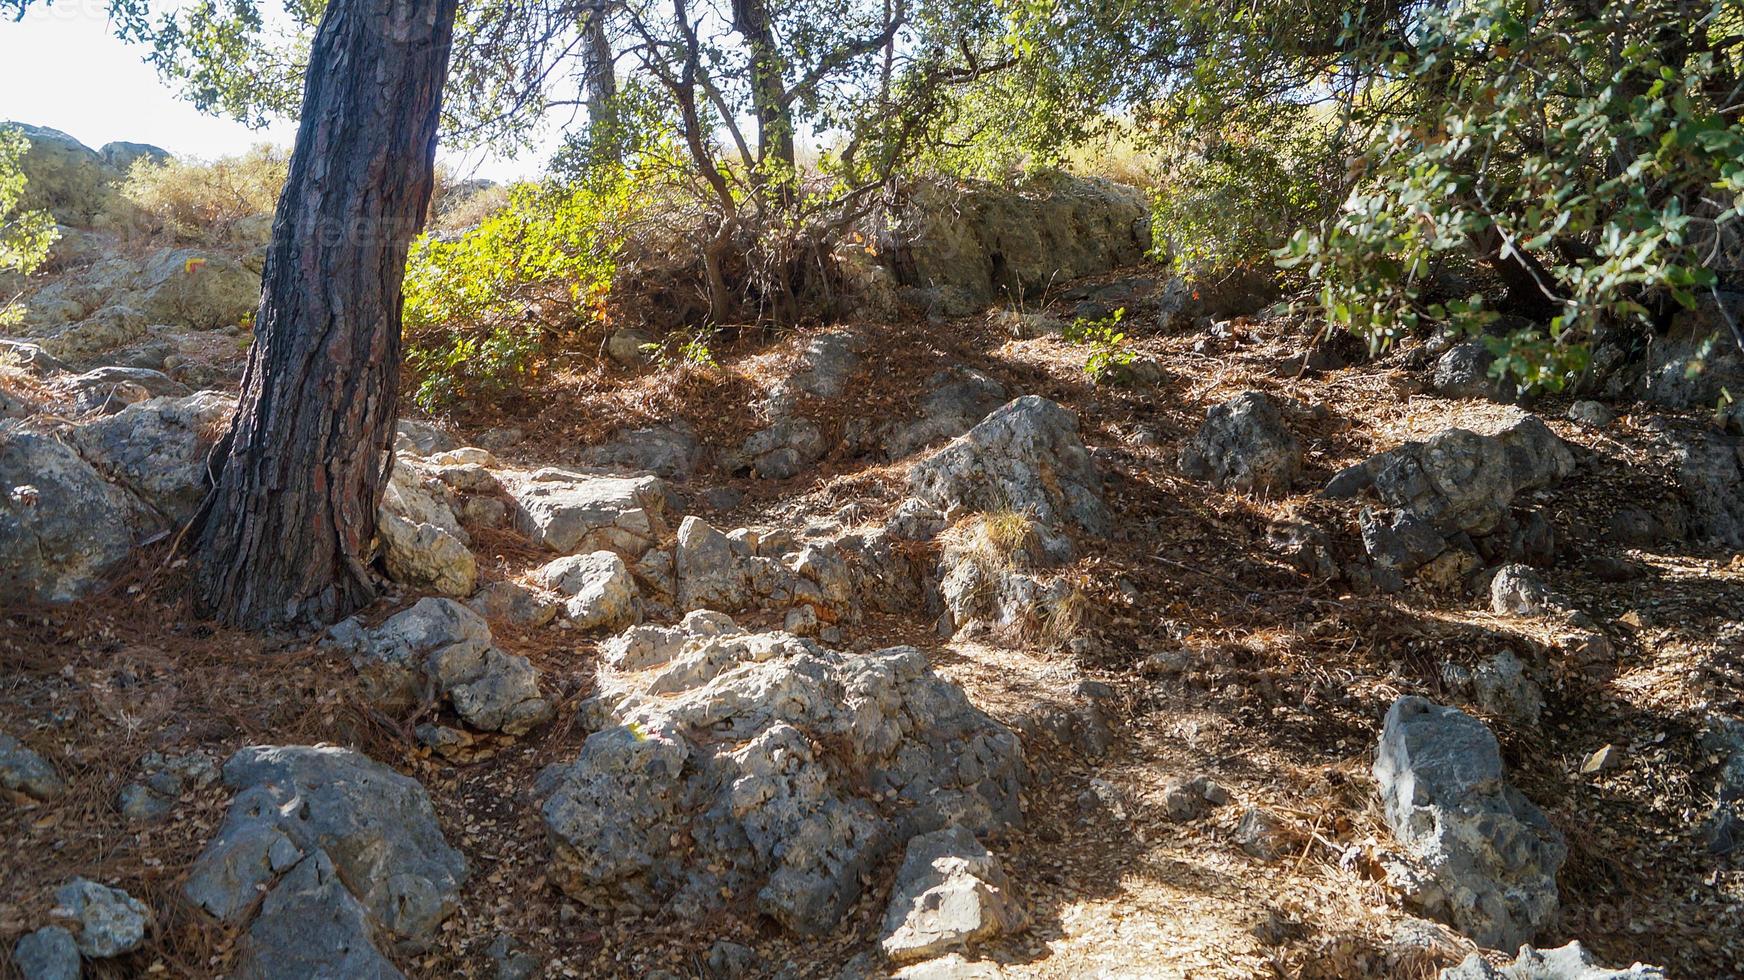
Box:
left=193, top=0, right=459, bottom=629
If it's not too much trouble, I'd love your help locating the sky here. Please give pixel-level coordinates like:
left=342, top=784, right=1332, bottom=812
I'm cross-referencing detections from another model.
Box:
left=0, top=4, right=548, bottom=181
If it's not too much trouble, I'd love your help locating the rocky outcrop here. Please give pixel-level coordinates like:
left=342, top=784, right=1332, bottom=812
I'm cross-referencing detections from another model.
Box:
left=134, top=248, right=260, bottom=331
left=1328, top=416, right=1574, bottom=588
left=12, top=123, right=118, bottom=224
left=908, top=396, right=1108, bottom=536
left=327, top=598, right=553, bottom=735
left=1640, top=292, right=1744, bottom=417
left=537, top=613, right=1025, bottom=934
left=880, top=827, right=1028, bottom=963
left=1178, top=390, right=1302, bottom=496
left=185, top=746, right=467, bottom=976
left=1440, top=942, right=1666, bottom=979
left=535, top=551, right=640, bottom=629
left=888, top=174, right=1152, bottom=314
left=71, top=391, right=232, bottom=525
left=1374, top=697, right=1566, bottom=949
left=881, top=368, right=1009, bottom=461
left=507, top=468, right=670, bottom=556
left=1, top=428, right=149, bottom=604
left=378, top=511, right=479, bottom=597
left=1665, top=427, right=1744, bottom=548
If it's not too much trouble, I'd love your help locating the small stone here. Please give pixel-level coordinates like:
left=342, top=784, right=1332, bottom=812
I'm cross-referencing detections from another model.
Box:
left=0, top=732, right=66, bottom=800
left=879, top=827, right=1028, bottom=963
left=1162, top=774, right=1228, bottom=821
left=1566, top=400, right=1614, bottom=428
left=1580, top=744, right=1620, bottom=775
left=13, top=926, right=80, bottom=980
left=1234, top=807, right=1285, bottom=860
left=487, top=933, right=541, bottom=980
left=54, top=878, right=151, bottom=958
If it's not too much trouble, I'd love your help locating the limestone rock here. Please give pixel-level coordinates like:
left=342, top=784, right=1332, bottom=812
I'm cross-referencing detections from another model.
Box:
left=1, top=429, right=148, bottom=604
left=186, top=746, right=465, bottom=973
left=1440, top=941, right=1666, bottom=979
left=536, top=550, right=640, bottom=629
left=12, top=123, right=116, bottom=224
left=0, top=731, right=65, bottom=800
left=880, top=827, right=1028, bottom=963
left=467, top=580, right=560, bottom=628
left=378, top=511, right=478, bottom=597
left=1374, top=697, right=1566, bottom=949
left=1442, top=651, right=1544, bottom=728
left=136, top=248, right=261, bottom=330
left=72, top=392, right=233, bottom=525
left=1178, top=390, right=1302, bottom=496
left=584, top=424, right=702, bottom=478
left=53, top=878, right=150, bottom=958
left=1490, top=565, right=1575, bottom=618
left=395, top=419, right=458, bottom=457
left=722, top=417, right=827, bottom=480
left=1433, top=343, right=1511, bottom=401
left=908, top=396, right=1108, bottom=535
left=329, top=598, right=552, bottom=735
left=116, top=749, right=218, bottom=822
left=508, top=469, right=669, bottom=556
left=882, top=368, right=1009, bottom=461
left=889, top=175, right=1151, bottom=307
left=1666, top=427, right=1744, bottom=547
left=539, top=614, right=1025, bottom=934
left=12, top=926, right=80, bottom=980
left=382, top=457, right=468, bottom=543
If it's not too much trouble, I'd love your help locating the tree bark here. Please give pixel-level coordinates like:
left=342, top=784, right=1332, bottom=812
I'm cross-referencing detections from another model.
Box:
left=582, top=1, right=618, bottom=144
left=193, top=0, right=460, bottom=629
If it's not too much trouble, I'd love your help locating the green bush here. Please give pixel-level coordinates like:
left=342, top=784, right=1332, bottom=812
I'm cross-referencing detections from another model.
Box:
left=0, top=126, right=57, bottom=328
left=1280, top=0, right=1744, bottom=391
left=402, top=174, right=635, bottom=411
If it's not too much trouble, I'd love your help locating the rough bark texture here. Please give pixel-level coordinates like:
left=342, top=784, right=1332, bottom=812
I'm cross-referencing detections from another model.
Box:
left=193, top=0, right=460, bottom=628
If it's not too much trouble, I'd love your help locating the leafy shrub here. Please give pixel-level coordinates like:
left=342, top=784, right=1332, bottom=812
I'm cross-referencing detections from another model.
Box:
left=1281, top=0, right=1744, bottom=391
left=120, top=144, right=289, bottom=243
left=401, top=174, right=635, bottom=411
left=0, top=126, right=57, bottom=328
left=1150, top=99, right=1341, bottom=278
left=1065, top=307, right=1137, bottom=384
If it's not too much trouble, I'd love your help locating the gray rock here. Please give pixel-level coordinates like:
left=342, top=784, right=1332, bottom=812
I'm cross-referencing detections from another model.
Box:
left=1640, top=291, right=1744, bottom=414
left=706, top=939, right=756, bottom=978
left=0, top=731, right=65, bottom=800
left=488, top=933, right=541, bottom=980
left=1666, top=427, right=1744, bottom=547
left=1443, top=651, right=1544, bottom=728
left=1359, top=508, right=1447, bottom=575
left=1179, top=390, right=1302, bottom=496
left=770, top=329, right=861, bottom=407
left=185, top=745, right=466, bottom=960
left=508, top=469, right=669, bottom=556
left=98, top=140, right=170, bottom=172
left=381, top=457, right=468, bottom=543
left=674, top=515, right=752, bottom=612
left=12, top=926, right=80, bottom=980
left=584, top=424, right=702, bottom=478
left=330, top=598, right=552, bottom=735
left=395, top=419, right=458, bottom=456
left=64, top=364, right=188, bottom=414
left=880, top=827, right=1028, bottom=963
left=1566, top=401, right=1613, bottom=428
left=54, top=878, right=150, bottom=958
left=890, top=175, right=1151, bottom=306
left=540, top=615, right=1025, bottom=934
left=535, top=551, right=640, bottom=629
left=1234, top=807, right=1286, bottom=860
left=1161, top=774, right=1229, bottom=821
left=12, top=124, right=116, bottom=224
left=71, top=392, right=231, bottom=524
left=1433, top=343, right=1512, bottom=401
left=606, top=327, right=654, bottom=367
left=1489, top=565, right=1569, bottom=617
left=116, top=749, right=218, bottom=821
left=881, top=369, right=1008, bottom=460
left=377, top=511, right=478, bottom=597
left=467, top=580, right=560, bottom=628
left=722, top=417, right=827, bottom=480
left=1374, top=697, right=1566, bottom=949
left=135, top=248, right=260, bottom=330
left=908, top=396, right=1108, bottom=535
left=1, top=429, right=148, bottom=604
left=1440, top=941, right=1666, bottom=979
left=893, top=955, right=1007, bottom=979
left=233, top=849, right=404, bottom=980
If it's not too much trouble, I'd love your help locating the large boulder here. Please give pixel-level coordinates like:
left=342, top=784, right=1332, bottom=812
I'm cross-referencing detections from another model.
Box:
left=1640, top=292, right=1744, bottom=414
left=1, top=428, right=148, bottom=604
left=889, top=174, right=1152, bottom=312
left=908, top=396, right=1108, bottom=536
left=507, top=468, right=669, bottom=556
left=535, top=550, right=640, bottom=629
left=1178, top=390, right=1302, bottom=496
left=538, top=613, right=1026, bottom=934
left=10, top=123, right=116, bottom=224
left=72, top=391, right=233, bottom=525
left=377, top=511, right=478, bottom=597
left=184, top=746, right=467, bottom=975
left=136, top=248, right=261, bottom=330
left=1440, top=942, right=1666, bottom=979
left=880, top=826, right=1028, bottom=963
left=1374, top=697, right=1566, bottom=949
left=1665, top=427, right=1744, bottom=548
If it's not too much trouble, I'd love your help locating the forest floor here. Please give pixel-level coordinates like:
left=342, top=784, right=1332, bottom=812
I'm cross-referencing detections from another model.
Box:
left=4, top=267, right=1743, bottom=978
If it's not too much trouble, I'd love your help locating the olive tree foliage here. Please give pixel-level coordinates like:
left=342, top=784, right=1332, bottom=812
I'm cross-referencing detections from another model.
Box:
left=3, top=0, right=1011, bottom=323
